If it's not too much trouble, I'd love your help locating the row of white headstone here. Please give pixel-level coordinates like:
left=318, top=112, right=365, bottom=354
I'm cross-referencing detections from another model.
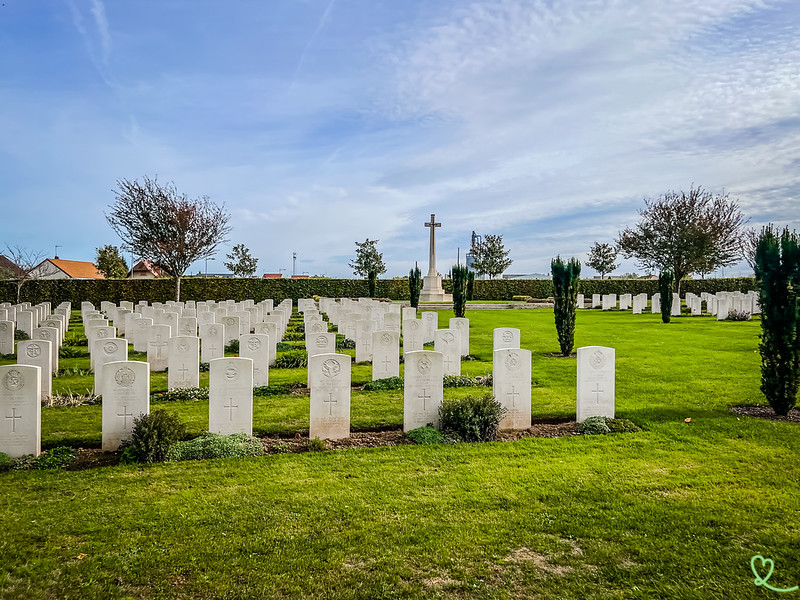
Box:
left=1, top=297, right=616, bottom=457
left=576, top=290, right=760, bottom=319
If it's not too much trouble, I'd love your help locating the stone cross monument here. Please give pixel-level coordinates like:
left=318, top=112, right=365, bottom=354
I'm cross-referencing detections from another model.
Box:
left=419, top=213, right=453, bottom=303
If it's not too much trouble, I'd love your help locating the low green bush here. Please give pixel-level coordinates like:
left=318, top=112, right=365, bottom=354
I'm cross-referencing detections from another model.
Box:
left=14, top=329, right=29, bottom=341
left=167, top=433, right=264, bottom=461
left=224, top=339, right=240, bottom=354
left=283, top=332, right=304, bottom=342
left=362, top=376, right=404, bottom=391
left=443, top=374, right=490, bottom=388
left=253, top=383, right=305, bottom=396
left=406, top=426, right=448, bottom=445
left=438, top=394, right=507, bottom=442
left=0, top=451, right=12, bottom=472
left=120, top=409, right=187, bottom=464
left=577, top=416, right=611, bottom=435
left=152, top=387, right=209, bottom=402
left=307, top=437, right=326, bottom=452
left=58, top=345, right=84, bottom=359
left=335, top=335, right=355, bottom=350
left=511, top=295, right=532, bottom=302
left=199, top=362, right=210, bottom=372
left=274, top=350, right=308, bottom=368
left=606, top=418, right=642, bottom=433
left=276, top=342, right=292, bottom=352
left=726, top=310, right=752, bottom=322
left=33, top=446, right=76, bottom=470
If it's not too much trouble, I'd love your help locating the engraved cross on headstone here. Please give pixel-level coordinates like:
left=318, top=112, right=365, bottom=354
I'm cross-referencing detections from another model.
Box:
left=507, top=385, right=520, bottom=407
left=224, top=398, right=238, bottom=421
left=418, top=389, right=431, bottom=410
left=152, top=335, right=168, bottom=359
left=178, top=364, right=190, bottom=382
left=424, top=213, right=441, bottom=277
left=117, top=405, right=134, bottom=430
left=382, top=356, right=391, bottom=373
left=324, top=392, right=337, bottom=415
left=6, top=407, right=22, bottom=433
left=443, top=355, right=454, bottom=371
left=592, top=383, right=603, bottom=405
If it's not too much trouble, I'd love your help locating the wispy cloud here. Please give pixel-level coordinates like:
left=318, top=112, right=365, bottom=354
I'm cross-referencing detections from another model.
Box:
left=90, top=0, right=112, bottom=64
left=290, top=0, right=337, bottom=90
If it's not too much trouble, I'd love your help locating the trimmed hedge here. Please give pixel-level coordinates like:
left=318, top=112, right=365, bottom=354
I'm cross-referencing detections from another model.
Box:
left=0, top=276, right=757, bottom=304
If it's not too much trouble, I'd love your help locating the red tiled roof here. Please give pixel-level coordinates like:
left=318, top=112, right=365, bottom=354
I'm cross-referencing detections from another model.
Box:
left=48, top=259, right=105, bottom=279
left=262, top=273, right=283, bottom=279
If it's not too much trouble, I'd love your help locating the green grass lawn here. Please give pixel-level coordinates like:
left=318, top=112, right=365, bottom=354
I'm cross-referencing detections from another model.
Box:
left=1, top=308, right=798, bottom=599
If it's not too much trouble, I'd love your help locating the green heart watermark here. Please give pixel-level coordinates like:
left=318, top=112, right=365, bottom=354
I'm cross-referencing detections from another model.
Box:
left=751, top=555, right=799, bottom=593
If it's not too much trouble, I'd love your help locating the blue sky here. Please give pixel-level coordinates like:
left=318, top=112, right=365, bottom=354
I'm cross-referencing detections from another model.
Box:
left=2, top=0, right=799, bottom=278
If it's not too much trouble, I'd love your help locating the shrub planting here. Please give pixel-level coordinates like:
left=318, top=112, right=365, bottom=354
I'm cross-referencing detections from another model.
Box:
left=551, top=256, right=581, bottom=356
left=438, top=394, right=507, bottom=442
left=659, top=270, right=674, bottom=323
left=120, top=409, right=187, bottom=464
left=167, top=433, right=263, bottom=461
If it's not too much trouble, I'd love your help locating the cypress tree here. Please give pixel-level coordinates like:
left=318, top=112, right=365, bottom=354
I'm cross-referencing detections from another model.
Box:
left=659, top=270, right=674, bottom=323
left=551, top=256, right=581, bottom=356
left=466, top=270, right=475, bottom=301
left=409, top=265, right=422, bottom=309
left=452, top=265, right=469, bottom=318
left=755, top=226, right=800, bottom=416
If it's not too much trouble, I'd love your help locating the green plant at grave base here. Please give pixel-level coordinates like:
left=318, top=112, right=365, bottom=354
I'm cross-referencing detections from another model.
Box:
left=438, top=394, right=507, bottom=442
left=577, top=416, right=612, bottom=435
left=0, top=352, right=16, bottom=360
left=0, top=451, right=12, bottom=472
left=276, top=342, right=292, bottom=352
left=726, top=309, right=752, bottom=322
left=307, top=437, right=326, bottom=452
left=551, top=255, right=581, bottom=356
left=152, top=387, right=210, bottom=402
left=55, top=367, right=92, bottom=378
left=33, top=446, right=76, bottom=470
left=199, top=362, right=210, bottom=372
left=755, top=226, right=800, bottom=416
left=362, top=376, right=404, bottom=391
left=443, top=374, right=481, bottom=388
left=120, top=409, right=187, bottom=464
left=253, top=383, right=305, bottom=396
left=224, top=339, right=239, bottom=354
left=409, top=265, right=422, bottom=308
left=452, top=264, right=469, bottom=318
left=659, top=270, right=674, bottom=323
left=167, top=433, right=263, bottom=461
left=335, top=335, right=355, bottom=350
left=58, top=345, right=84, bottom=359
left=284, top=332, right=304, bottom=341
left=274, top=350, right=308, bottom=368
left=14, top=329, right=29, bottom=341
left=466, top=270, right=475, bottom=301
left=606, top=418, right=642, bottom=433
left=406, top=426, right=448, bottom=445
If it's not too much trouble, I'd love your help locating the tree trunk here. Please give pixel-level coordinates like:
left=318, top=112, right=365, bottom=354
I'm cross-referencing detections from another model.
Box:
left=16, top=281, right=22, bottom=304
left=175, top=276, right=181, bottom=302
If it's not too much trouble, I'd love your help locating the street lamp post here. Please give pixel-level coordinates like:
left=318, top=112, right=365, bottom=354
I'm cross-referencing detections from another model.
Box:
left=205, top=257, right=215, bottom=276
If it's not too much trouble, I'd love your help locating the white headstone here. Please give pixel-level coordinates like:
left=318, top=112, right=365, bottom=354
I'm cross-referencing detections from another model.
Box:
left=671, top=294, right=681, bottom=317
left=403, top=350, right=443, bottom=432
left=0, top=320, right=14, bottom=355
left=449, top=317, right=470, bottom=356
left=239, top=334, right=269, bottom=387
left=421, top=311, right=438, bottom=343
left=601, top=294, right=617, bottom=311
left=576, top=293, right=585, bottom=308
left=101, top=360, right=150, bottom=451
left=371, top=330, right=400, bottom=380
left=402, top=318, right=424, bottom=355
left=92, top=338, right=128, bottom=395
left=0, top=364, right=41, bottom=457
left=308, top=353, right=352, bottom=440
left=494, top=348, right=531, bottom=429
left=222, top=316, right=241, bottom=344
left=253, top=321, right=278, bottom=366
left=308, top=332, right=336, bottom=359
left=200, top=323, right=225, bottom=363
left=33, top=327, right=60, bottom=374
left=493, top=327, right=520, bottom=350
left=17, top=340, right=52, bottom=399
left=591, top=294, right=601, bottom=308
left=435, top=329, right=461, bottom=376
left=209, top=357, right=254, bottom=435
left=576, top=346, right=615, bottom=422
left=168, top=336, right=200, bottom=389
left=147, top=324, right=171, bottom=372
left=177, top=317, right=198, bottom=337
left=133, top=318, right=154, bottom=353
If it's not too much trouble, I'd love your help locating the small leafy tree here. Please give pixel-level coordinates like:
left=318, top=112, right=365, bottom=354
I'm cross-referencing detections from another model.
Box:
left=585, top=242, right=619, bottom=279
left=0, top=246, right=44, bottom=303
left=106, top=176, right=231, bottom=301
left=551, top=256, right=581, bottom=356
left=741, top=227, right=759, bottom=275
left=617, top=185, right=747, bottom=293
left=658, top=270, right=674, bottom=323
left=224, top=243, right=258, bottom=278
left=409, top=265, right=422, bottom=308
left=349, top=238, right=386, bottom=297
left=452, top=264, right=469, bottom=318
left=755, top=226, right=800, bottom=416
left=470, top=234, right=513, bottom=279
left=94, top=245, right=128, bottom=279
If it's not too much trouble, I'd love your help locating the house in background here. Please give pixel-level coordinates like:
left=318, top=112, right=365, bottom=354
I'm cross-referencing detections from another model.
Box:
left=128, top=260, right=163, bottom=279
left=0, top=255, right=21, bottom=276
left=31, top=258, right=104, bottom=280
